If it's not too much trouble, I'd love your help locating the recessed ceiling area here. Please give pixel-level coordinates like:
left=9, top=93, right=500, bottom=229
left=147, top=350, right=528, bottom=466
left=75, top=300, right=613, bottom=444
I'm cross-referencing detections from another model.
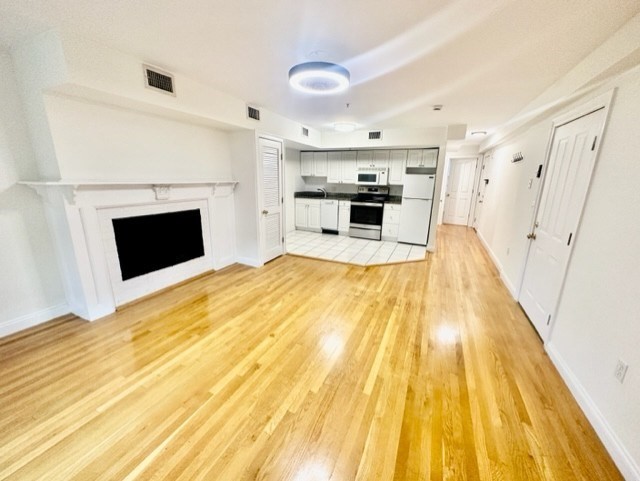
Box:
left=1, top=0, right=639, bottom=136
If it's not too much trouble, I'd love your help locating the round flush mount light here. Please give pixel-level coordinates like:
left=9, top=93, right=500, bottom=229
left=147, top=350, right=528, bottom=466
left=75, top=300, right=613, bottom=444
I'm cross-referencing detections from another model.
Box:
left=471, top=131, right=487, bottom=136
left=289, top=62, right=350, bottom=95
left=333, top=122, right=356, bottom=132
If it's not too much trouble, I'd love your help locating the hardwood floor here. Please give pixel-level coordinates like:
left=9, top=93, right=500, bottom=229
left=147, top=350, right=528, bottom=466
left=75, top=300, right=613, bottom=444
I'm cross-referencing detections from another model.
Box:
left=0, top=226, right=621, bottom=480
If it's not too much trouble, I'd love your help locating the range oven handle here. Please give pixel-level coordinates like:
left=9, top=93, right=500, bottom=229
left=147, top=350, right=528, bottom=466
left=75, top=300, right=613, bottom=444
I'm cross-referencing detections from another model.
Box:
left=351, top=202, right=383, bottom=208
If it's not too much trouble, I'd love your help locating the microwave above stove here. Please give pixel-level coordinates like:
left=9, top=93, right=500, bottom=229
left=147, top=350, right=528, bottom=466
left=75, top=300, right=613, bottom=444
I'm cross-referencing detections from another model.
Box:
left=356, top=169, right=388, bottom=185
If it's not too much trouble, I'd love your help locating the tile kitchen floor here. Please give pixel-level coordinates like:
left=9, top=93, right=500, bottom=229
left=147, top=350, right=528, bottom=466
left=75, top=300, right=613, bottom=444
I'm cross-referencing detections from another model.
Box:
left=286, top=230, right=427, bottom=266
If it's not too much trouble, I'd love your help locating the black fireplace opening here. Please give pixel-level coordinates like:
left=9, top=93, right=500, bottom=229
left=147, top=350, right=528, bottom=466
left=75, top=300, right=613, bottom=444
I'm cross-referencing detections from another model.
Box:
left=112, top=209, right=205, bottom=281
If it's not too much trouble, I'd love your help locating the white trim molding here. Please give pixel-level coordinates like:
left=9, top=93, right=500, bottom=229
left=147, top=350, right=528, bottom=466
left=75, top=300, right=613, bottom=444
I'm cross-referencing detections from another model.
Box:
left=22, top=180, right=238, bottom=322
left=547, top=343, right=640, bottom=481
left=0, top=304, right=69, bottom=338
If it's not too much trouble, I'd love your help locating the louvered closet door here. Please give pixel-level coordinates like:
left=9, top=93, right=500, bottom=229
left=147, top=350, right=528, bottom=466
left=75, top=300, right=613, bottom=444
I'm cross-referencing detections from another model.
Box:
left=259, top=137, right=284, bottom=263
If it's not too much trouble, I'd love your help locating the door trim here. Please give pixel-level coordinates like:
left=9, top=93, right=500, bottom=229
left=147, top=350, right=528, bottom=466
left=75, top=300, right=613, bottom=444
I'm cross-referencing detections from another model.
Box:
left=517, top=89, right=615, bottom=341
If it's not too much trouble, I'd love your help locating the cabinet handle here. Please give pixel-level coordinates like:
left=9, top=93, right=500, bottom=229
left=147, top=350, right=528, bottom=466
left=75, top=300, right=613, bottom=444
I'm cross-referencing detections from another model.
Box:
left=262, top=210, right=269, bottom=215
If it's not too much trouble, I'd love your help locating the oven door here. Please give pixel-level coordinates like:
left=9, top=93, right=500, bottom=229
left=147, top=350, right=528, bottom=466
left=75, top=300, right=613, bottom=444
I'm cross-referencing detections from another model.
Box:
left=349, top=202, right=383, bottom=240
left=356, top=171, right=380, bottom=185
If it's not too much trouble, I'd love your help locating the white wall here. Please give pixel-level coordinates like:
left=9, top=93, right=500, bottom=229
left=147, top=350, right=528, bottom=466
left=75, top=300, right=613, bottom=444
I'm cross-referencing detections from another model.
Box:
left=0, top=51, right=66, bottom=336
left=283, top=146, right=304, bottom=233
left=230, top=131, right=261, bottom=266
left=548, top=66, right=640, bottom=479
left=44, top=94, right=233, bottom=181
left=475, top=121, right=548, bottom=296
left=475, top=66, right=640, bottom=478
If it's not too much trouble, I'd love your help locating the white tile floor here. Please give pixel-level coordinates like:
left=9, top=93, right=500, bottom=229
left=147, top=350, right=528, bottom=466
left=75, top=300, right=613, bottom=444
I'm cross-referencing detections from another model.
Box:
left=286, top=230, right=427, bottom=266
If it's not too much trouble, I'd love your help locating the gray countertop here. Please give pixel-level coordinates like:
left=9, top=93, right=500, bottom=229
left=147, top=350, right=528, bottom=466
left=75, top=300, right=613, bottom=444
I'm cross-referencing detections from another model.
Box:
left=294, top=191, right=403, bottom=204
left=294, top=191, right=356, bottom=201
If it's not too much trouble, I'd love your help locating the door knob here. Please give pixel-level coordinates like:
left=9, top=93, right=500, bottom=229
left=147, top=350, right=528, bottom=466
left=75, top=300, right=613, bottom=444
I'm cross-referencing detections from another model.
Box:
left=526, top=233, right=537, bottom=240
left=262, top=210, right=269, bottom=215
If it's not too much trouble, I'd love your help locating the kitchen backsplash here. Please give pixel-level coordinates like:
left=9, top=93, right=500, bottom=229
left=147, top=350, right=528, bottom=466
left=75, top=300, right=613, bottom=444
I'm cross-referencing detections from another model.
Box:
left=302, top=178, right=403, bottom=196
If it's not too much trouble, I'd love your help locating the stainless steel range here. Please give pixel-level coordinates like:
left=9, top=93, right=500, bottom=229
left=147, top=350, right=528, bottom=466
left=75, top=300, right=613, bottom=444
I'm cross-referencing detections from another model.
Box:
left=349, top=186, right=390, bottom=240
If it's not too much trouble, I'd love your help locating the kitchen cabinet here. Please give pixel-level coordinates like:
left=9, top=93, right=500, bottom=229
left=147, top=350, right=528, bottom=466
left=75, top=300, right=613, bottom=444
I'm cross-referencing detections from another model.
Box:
left=301, top=152, right=314, bottom=176
left=407, top=148, right=438, bottom=168
left=295, top=198, right=321, bottom=231
left=356, top=150, right=373, bottom=169
left=389, top=150, right=406, bottom=185
left=300, top=151, right=328, bottom=177
left=327, top=152, right=342, bottom=183
left=341, top=151, right=357, bottom=183
left=373, top=150, right=390, bottom=168
left=382, top=203, right=402, bottom=240
left=327, top=151, right=357, bottom=185
left=357, top=150, right=389, bottom=169
left=321, top=199, right=339, bottom=230
left=313, top=151, right=328, bottom=177
left=338, top=200, right=351, bottom=233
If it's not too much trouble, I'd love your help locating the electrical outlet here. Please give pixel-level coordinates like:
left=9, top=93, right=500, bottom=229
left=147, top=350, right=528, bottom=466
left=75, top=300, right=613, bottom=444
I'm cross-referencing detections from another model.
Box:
left=614, top=360, right=629, bottom=383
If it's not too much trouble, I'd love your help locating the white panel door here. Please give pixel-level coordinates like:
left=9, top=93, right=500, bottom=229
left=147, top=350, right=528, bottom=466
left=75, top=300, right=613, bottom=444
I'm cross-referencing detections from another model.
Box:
left=443, top=158, right=477, bottom=225
left=259, top=137, right=283, bottom=263
left=519, top=108, right=606, bottom=340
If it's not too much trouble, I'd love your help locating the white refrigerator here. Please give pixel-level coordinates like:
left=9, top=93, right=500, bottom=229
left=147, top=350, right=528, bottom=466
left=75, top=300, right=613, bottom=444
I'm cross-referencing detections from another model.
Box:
left=397, top=171, right=436, bottom=245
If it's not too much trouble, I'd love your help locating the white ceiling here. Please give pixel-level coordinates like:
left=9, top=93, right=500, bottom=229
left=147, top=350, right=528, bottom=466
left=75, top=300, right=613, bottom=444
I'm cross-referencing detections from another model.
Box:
left=1, top=0, right=639, bottom=138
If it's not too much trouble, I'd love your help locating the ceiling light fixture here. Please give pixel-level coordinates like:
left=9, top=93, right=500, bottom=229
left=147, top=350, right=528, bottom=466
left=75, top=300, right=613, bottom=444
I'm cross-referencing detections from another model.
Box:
left=471, top=131, right=487, bottom=136
left=289, top=62, right=350, bottom=95
left=333, top=122, right=356, bottom=133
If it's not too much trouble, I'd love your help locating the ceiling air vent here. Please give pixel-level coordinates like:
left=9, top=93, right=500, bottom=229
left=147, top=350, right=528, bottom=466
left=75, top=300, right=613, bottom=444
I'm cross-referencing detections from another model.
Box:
left=301, top=126, right=309, bottom=137
left=368, top=130, right=383, bottom=140
left=143, top=65, right=175, bottom=96
left=247, top=105, right=261, bottom=121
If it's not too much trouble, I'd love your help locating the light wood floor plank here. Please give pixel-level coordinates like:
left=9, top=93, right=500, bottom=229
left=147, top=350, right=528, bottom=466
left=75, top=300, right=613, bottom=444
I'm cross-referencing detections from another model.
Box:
left=0, top=226, right=622, bottom=480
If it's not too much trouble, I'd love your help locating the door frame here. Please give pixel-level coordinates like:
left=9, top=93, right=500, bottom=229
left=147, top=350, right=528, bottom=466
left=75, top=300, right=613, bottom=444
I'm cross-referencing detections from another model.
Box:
left=256, top=133, right=285, bottom=265
left=471, top=152, right=489, bottom=230
left=516, top=89, right=615, bottom=340
left=439, top=155, right=480, bottom=226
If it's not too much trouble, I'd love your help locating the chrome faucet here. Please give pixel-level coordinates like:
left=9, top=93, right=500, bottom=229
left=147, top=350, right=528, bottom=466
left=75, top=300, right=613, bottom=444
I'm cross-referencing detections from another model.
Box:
left=317, top=188, right=327, bottom=198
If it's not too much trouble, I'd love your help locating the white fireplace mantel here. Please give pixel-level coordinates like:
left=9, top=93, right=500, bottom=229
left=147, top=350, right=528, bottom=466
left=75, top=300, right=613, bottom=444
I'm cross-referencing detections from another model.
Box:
left=22, top=179, right=238, bottom=322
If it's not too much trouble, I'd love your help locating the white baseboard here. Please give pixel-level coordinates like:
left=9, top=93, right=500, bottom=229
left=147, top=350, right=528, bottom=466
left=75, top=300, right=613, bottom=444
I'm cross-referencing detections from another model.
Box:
left=236, top=256, right=263, bottom=268
left=475, top=230, right=518, bottom=299
left=546, top=342, right=640, bottom=481
left=0, top=303, right=70, bottom=338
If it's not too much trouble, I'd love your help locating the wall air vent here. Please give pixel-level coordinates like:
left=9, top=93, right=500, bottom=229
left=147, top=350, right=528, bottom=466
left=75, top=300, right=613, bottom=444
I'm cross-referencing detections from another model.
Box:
left=368, top=130, right=383, bottom=140
left=143, top=65, right=175, bottom=96
left=247, top=105, right=261, bottom=121
left=301, top=126, right=309, bottom=137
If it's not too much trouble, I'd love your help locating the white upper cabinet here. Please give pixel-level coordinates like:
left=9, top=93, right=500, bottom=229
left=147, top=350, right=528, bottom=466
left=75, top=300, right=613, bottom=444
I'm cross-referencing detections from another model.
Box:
left=356, top=150, right=373, bottom=169
left=301, top=152, right=314, bottom=176
left=407, top=148, right=438, bottom=168
left=422, top=148, right=438, bottom=167
left=406, top=149, right=423, bottom=167
left=372, top=150, right=390, bottom=169
left=389, top=150, right=407, bottom=185
left=313, top=151, right=328, bottom=176
left=303, top=148, right=436, bottom=183
left=327, top=152, right=342, bottom=183
left=341, top=151, right=357, bottom=183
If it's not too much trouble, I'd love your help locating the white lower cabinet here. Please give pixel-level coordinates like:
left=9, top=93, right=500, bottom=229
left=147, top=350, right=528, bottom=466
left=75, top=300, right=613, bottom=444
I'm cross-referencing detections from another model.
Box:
left=295, top=198, right=321, bottom=231
left=382, top=203, right=402, bottom=240
left=338, top=200, right=351, bottom=233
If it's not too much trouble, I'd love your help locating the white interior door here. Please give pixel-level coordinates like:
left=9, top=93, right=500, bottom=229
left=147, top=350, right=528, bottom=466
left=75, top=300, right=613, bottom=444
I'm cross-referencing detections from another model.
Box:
left=443, top=157, right=477, bottom=225
left=259, top=137, right=283, bottom=263
left=519, top=108, right=606, bottom=340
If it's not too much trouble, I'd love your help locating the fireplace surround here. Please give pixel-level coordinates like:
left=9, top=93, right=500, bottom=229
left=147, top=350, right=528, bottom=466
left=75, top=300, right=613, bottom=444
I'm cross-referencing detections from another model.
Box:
left=23, top=180, right=237, bottom=321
